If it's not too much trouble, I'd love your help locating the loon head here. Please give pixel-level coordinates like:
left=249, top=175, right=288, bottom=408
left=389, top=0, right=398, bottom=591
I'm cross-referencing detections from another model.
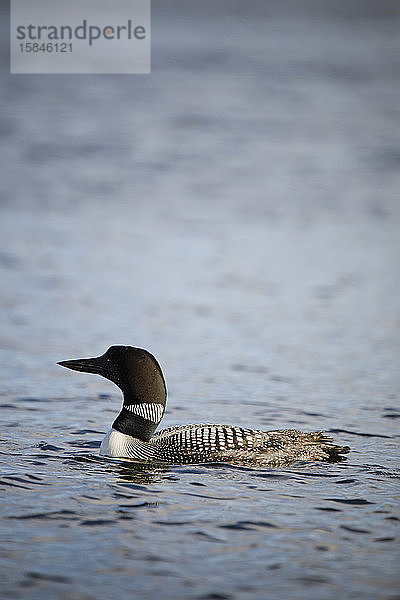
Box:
left=58, top=346, right=167, bottom=441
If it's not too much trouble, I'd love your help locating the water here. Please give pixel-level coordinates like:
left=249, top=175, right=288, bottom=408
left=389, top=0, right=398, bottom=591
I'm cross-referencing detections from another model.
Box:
left=1, top=1, right=399, bottom=599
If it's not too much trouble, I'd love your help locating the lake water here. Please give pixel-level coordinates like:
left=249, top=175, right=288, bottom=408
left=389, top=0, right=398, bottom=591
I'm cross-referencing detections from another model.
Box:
left=1, top=2, right=399, bottom=599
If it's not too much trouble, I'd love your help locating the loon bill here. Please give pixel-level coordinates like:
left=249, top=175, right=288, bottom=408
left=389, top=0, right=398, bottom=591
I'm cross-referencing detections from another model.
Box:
left=58, top=345, right=350, bottom=466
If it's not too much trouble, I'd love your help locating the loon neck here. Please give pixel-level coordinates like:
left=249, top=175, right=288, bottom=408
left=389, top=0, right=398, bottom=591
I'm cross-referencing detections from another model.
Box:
left=112, top=397, right=165, bottom=441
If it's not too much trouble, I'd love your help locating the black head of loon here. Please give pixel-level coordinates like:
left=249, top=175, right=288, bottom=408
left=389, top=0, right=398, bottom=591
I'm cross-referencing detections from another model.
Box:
left=58, top=345, right=166, bottom=441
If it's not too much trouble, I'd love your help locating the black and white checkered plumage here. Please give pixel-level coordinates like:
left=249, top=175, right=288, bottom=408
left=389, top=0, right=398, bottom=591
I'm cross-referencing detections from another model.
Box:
left=58, top=345, right=350, bottom=466
left=99, top=424, right=346, bottom=465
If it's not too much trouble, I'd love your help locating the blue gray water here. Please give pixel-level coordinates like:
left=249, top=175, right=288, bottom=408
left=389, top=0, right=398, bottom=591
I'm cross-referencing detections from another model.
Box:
left=1, top=1, right=399, bottom=599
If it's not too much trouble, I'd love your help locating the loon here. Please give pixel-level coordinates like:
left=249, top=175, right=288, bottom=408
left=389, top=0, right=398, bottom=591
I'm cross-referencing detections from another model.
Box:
left=58, top=345, right=349, bottom=466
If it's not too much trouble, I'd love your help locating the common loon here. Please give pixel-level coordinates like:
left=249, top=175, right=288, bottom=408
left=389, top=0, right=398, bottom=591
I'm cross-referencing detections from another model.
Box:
left=58, top=345, right=349, bottom=466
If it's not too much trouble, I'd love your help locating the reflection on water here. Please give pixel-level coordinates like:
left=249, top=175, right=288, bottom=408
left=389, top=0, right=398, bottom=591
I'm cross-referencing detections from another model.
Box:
left=1, top=0, right=399, bottom=599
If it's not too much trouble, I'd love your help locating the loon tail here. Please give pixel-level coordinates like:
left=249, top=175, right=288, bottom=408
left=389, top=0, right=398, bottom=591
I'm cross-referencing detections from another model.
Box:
left=316, top=432, right=350, bottom=462
left=262, top=430, right=350, bottom=464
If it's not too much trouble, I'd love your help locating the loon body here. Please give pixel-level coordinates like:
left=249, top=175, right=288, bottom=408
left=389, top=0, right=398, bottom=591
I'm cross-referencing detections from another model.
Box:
left=58, top=345, right=349, bottom=466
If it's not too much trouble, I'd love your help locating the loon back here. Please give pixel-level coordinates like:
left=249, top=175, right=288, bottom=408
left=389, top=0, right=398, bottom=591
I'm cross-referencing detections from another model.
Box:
left=58, top=345, right=350, bottom=466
